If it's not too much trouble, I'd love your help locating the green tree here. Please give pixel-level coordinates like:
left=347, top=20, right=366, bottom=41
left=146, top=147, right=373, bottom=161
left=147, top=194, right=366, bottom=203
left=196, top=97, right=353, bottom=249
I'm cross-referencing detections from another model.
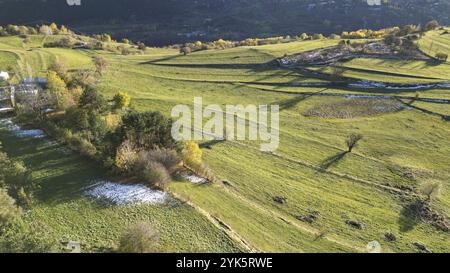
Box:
left=312, top=33, right=325, bottom=40
left=119, top=111, right=177, bottom=150
left=79, top=86, right=108, bottom=113
left=66, top=107, right=90, bottom=131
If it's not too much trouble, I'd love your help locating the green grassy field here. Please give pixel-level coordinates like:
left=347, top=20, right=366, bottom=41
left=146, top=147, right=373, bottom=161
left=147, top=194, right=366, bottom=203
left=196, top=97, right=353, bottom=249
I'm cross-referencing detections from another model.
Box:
left=0, top=31, right=449, bottom=253
left=0, top=124, right=242, bottom=253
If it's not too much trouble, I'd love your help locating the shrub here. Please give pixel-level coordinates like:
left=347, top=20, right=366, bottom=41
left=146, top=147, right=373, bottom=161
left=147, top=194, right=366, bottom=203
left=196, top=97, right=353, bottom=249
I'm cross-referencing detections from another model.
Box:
left=68, top=135, right=97, bottom=157
left=140, top=161, right=170, bottom=189
left=189, top=163, right=217, bottom=183
left=118, top=222, right=158, bottom=253
left=0, top=188, right=22, bottom=228
left=49, top=62, right=68, bottom=80
left=115, top=140, right=139, bottom=173
left=141, top=148, right=180, bottom=172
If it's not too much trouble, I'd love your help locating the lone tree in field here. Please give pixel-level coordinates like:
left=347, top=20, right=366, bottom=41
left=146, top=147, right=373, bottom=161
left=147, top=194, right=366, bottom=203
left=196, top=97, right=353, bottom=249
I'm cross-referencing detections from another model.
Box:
left=93, top=56, right=108, bottom=77
left=118, top=222, right=158, bottom=253
left=137, top=42, right=147, bottom=51
left=420, top=181, right=441, bottom=202
left=346, top=134, right=363, bottom=153
left=180, top=46, right=192, bottom=55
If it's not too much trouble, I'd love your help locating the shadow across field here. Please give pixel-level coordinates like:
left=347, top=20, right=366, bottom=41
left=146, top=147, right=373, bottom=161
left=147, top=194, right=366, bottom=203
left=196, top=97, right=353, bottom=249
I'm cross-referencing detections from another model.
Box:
left=273, top=88, right=328, bottom=111
left=398, top=199, right=424, bottom=232
left=200, top=139, right=226, bottom=150
left=397, top=98, right=450, bottom=121
left=0, top=131, right=105, bottom=203
left=318, top=151, right=349, bottom=172
left=141, top=61, right=275, bottom=71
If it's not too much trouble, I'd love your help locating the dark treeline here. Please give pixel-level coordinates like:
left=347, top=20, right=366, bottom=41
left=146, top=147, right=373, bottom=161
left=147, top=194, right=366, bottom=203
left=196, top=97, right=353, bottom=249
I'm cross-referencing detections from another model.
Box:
left=0, top=0, right=449, bottom=46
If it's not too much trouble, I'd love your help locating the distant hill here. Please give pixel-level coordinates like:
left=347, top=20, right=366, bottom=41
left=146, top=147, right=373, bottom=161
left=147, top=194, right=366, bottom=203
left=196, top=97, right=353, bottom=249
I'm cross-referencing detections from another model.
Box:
left=0, top=0, right=449, bottom=46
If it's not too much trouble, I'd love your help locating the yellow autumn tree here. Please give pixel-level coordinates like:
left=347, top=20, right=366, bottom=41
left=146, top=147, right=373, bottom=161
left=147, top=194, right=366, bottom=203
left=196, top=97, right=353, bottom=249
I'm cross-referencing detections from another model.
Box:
left=50, top=23, right=58, bottom=33
left=112, top=91, right=131, bottom=110
left=182, top=141, right=202, bottom=168
left=46, top=71, right=73, bottom=110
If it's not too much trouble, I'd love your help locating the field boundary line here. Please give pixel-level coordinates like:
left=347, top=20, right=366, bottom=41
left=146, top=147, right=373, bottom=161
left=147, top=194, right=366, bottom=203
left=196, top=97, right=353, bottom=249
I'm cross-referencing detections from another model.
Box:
left=168, top=190, right=259, bottom=253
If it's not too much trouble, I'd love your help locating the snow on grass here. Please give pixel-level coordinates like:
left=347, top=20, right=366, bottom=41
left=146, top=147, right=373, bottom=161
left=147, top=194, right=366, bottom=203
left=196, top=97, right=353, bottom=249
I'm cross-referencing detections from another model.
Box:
left=181, top=173, right=209, bottom=184
left=0, top=118, right=46, bottom=138
left=86, top=181, right=168, bottom=205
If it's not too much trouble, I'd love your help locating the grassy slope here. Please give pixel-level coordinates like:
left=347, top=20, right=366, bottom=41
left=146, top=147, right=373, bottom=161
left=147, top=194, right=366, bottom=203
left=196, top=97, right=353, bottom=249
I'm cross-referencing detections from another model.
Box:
left=417, top=27, right=450, bottom=57
left=0, top=33, right=449, bottom=253
left=0, top=127, right=242, bottom=253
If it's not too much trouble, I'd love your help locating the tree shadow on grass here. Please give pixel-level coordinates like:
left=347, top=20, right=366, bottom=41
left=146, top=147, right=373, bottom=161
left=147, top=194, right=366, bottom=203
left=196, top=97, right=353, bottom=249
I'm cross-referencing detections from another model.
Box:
left=141, top=54, right=184, bottom=64
left=398, top=98, right=450, bottom=121
left=199, top=139, right=226, bottom=150
left=273, top=88, right=329, bottom=111
left=318, top=151, right=348, bottom=172
left=398, top=199, right=424, bottom=233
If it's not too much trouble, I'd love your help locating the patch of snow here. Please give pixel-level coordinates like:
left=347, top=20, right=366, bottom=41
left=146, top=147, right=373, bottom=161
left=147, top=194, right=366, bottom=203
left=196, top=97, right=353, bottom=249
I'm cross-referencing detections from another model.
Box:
left=86, top=181, right=168, bottom=205
left=0, top=118, right=45, bottom=138
left=182, top=173, right=208, bottom=184
left=14, top=129, right=46, bottom=138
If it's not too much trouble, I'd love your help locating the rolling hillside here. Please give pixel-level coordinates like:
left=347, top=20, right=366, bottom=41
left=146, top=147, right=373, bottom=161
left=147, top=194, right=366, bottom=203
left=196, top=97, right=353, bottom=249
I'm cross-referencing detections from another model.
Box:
left=0, top=27, right=449, bottom=253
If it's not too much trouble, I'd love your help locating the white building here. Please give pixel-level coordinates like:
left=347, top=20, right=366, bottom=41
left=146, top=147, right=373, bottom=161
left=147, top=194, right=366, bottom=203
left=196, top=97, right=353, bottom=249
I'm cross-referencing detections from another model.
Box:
left=0, top=71, right=9, bottom=81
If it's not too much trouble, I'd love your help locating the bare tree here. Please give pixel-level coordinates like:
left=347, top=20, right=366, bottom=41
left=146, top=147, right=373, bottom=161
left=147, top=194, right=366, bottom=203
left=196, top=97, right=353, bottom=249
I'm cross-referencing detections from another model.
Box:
left=420, top=181, right=441, bottom=202
left=346, top=134, right=363, bottom=153
left=93, top=56, right=108, bottom=77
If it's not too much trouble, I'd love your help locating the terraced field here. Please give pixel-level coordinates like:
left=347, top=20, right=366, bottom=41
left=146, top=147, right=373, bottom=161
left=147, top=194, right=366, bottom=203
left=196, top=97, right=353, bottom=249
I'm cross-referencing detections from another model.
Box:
left=0, top=30, right=449, bottom=252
